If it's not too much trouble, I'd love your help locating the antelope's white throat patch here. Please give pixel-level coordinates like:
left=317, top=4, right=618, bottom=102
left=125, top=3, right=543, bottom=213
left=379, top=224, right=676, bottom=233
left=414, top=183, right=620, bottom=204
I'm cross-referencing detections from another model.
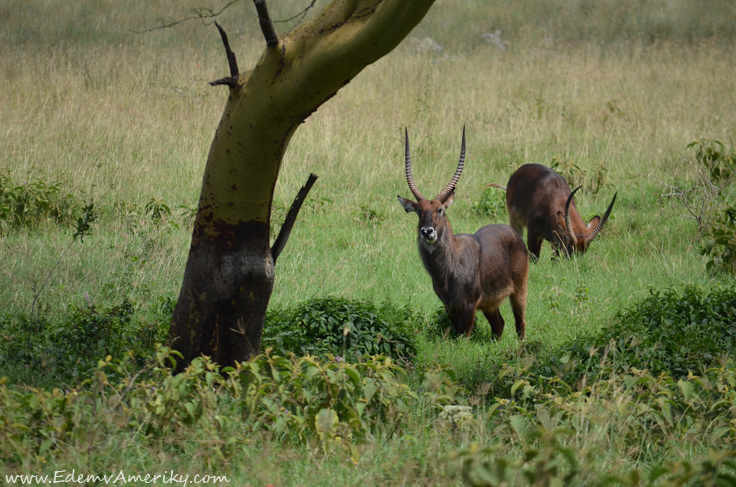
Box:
left=420, top=235, right=438, bottom=253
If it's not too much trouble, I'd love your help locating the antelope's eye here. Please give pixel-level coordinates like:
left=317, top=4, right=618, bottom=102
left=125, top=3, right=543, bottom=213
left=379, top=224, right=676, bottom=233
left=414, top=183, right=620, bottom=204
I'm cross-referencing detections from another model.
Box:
left=437, top=207, right=443, bottom=216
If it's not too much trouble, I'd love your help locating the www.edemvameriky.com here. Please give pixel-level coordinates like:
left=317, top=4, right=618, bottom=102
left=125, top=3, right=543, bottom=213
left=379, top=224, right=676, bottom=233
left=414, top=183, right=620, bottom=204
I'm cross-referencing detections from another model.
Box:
left=4, top=470, right=230, bottom=485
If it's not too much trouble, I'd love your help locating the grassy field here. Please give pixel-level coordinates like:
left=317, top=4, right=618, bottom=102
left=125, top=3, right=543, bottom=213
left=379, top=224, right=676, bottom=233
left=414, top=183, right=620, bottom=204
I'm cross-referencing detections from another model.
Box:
left=2, top=0, right=736, bottom=485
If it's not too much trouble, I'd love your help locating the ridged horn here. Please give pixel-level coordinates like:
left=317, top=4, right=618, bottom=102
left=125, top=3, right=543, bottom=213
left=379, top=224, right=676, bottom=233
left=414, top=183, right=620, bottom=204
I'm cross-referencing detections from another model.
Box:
left=585, top=192, right=618, bottom=244
left=436, top=125, right=466, bottom=203
left=564, top=186, right=582, bottom=242
left=404, top=127, right=425, bottom=201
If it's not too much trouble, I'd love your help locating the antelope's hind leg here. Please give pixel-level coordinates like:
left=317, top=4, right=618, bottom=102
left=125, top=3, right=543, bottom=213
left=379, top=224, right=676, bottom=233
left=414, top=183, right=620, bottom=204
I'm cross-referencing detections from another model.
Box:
left=509, top=294, right=526, bottom=340
left=510, top=273, right=528, bottom=340
left=508, top=208, right=525, bottom=239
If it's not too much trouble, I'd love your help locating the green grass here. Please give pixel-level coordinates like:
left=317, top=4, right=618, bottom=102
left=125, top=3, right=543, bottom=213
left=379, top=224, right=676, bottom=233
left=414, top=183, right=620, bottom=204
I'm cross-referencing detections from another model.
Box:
left=2, top=0, right=736, bottom=484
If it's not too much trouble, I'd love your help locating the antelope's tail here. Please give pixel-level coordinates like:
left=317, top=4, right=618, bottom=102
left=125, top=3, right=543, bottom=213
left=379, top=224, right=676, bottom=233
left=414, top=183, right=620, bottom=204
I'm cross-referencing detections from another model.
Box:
left=486, top=182, right=507, bottom=191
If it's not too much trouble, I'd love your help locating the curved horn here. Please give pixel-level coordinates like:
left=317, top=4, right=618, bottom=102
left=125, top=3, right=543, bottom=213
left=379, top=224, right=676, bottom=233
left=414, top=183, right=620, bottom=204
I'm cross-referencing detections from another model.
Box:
left=564, top=186, right=582, bottom=242
left=585, top=192, right=618, bottom=244
left=436, top=125, right=466, bottom=203
left=404, top=127, right=425, bottom=201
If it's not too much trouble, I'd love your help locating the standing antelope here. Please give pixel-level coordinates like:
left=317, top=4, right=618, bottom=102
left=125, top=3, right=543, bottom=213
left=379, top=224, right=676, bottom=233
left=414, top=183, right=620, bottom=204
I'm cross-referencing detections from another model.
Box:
left=490, top=163, right=617, bottom=259
left=397, top=128, right=529, bottom=339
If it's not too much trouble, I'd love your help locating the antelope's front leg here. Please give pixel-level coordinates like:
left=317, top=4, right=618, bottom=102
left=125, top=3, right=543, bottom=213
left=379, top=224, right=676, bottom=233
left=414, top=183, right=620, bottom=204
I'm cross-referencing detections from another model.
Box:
left=482, top=309, right=505, bottom=339
left=448, top=304, right=477, bottom=337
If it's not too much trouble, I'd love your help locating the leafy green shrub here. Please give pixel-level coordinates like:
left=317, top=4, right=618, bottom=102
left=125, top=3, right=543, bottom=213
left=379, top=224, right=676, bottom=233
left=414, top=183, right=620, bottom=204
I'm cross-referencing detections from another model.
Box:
left=549, top=157, right=611, bottom=195
left=587, top=162, right=612, bottom=196
left=471, top=186, right=506, bottom=219
left=49, top=299, right=166, bottom=376
left=550, top=156, right=586, bottom=190
left=358, top=203, right=384, bottom=224
left=234, top=351, right=424, bottom=447
left=262, top=297, right=420, bottom=361
left=607, top=285, right=736, bottom=378
left=425, top=306, right=455, bottom=338
left=444, top=284, right=736, bottom=400
left=451, top=429, right=736, bottom=487
left=449, top=358, right=736, bottom=485
left=658, top=138, right=736, bottom=234
left=449, top=428, right=581, bottom=486
left=112, top=197, right=190, bottom=232
left=0, top=298, right=170, bottom=384
left=0, top=172, right=81, bottom=232
left=687, top=138, right=736, bottom=181
left=143, top=196, right=172, bottom=223
left=0, top=347, right=460, bottom=464
left=558, top=285, right=736, bottom=381
left=702, top=206, right=736, bottom=274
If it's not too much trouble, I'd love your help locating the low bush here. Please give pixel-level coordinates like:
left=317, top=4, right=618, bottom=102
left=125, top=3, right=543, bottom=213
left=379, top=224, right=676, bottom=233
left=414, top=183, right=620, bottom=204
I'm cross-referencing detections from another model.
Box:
left=702, top=206, right=736, bottom=275
left=449, top=354, right=736, bottom=485
left=0, top=172, right=82, bottom=232
left=541, top=285, right=736, bottom=386
left=0, top=347, right=460, bottom=465
left=233, top=351, right=424, bottom=448
left=471, top=186, right=506, bottom=219
left=452, top=431, right=736, bottom=486
left=0, top=297, right=171, bottom=385
left=2, top=294, right=421, bottom=386
left=687, top=138, right=736, bottom=182
left=262, top=297, right=421, bottom=362
left=550, top=155, right=587, bottom=190
left=425, top=306, right=454, bottom=338
left=596, top=285, right=736, bottom=379
left=465, top=284, right=736, bottom=402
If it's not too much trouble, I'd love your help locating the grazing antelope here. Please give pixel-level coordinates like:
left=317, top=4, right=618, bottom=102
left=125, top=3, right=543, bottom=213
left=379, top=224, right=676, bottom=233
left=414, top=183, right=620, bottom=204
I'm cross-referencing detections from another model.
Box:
left=397, top=128, right=529, bottom=339
left=489, top=163, right=617, bottom=259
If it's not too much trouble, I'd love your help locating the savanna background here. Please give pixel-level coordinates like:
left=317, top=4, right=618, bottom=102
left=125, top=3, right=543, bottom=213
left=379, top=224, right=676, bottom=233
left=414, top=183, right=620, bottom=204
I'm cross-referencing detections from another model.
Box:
left=2, top=0, right=736, bottom=485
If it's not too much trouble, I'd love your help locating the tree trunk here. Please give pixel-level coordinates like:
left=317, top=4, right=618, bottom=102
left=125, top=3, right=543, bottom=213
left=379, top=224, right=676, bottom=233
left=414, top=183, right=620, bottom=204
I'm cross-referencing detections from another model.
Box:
left=168, top=0, right=437, bottom=371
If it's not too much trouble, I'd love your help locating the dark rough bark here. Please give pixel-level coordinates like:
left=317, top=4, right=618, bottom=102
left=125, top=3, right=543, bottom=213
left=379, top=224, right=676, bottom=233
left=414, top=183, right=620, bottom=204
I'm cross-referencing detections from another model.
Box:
left=253, top=0, right=278, bottom=48
left=209, top=21, right=240, bottom=88
left=169, top=220, right=273, bottom=370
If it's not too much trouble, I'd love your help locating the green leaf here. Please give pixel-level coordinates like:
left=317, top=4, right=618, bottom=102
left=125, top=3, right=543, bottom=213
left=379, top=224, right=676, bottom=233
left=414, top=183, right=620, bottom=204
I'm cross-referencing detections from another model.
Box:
left=510, top=379, right=526, bottom=396
left=648, top=465, right=670, bottom=483
left=509, top=415, right=526, bottom=438
left=39, top=438, right=54, bottom=455
left=184, top=402, right=195, bottom=417
left=315, top=408, right=338, bottom=436
left=364, top=380, right=379, bottom=401
left=678, top=379, right=695, bottom=401
left=344, top=367, right=361, bottom=387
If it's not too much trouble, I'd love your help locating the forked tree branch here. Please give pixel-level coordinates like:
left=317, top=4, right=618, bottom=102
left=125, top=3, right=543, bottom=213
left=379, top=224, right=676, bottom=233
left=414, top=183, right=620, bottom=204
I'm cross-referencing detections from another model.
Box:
left=639, top=160, right=722, bottom=229
left=130, top=0, right=242, bottom=33
left=253, top=0, right=279, bottom=47
left=132, top=0, right=316, bottom=35
left=273, top=0, right=317, bottom=24
left=271, top=173, right=318, bottom=263
left=210, top=22, right=240, bottom=88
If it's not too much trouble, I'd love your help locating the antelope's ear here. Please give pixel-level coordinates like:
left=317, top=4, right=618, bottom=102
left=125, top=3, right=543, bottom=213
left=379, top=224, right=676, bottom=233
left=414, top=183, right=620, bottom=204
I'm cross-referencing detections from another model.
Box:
left=397, top=195, right=420, bottom=214
left=443, top=192, right=455, bottom=209
left=587, top=215, right=601, bottom=229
